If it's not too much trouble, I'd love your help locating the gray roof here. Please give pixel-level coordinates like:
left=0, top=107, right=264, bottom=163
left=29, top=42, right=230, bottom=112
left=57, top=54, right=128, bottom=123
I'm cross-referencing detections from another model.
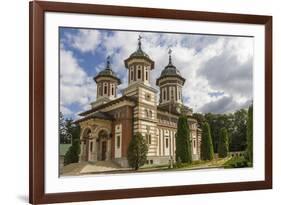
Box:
left=156, top=53, right=185, bottom=85
left=124, top=37, right=155, bottom=69
left=130, top=46, right=149, bottom=58
left=94, top=57, right=121, bottom=84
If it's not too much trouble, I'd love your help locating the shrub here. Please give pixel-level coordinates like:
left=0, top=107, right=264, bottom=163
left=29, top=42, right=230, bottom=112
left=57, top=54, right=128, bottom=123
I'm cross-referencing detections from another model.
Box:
left=64, top=138, right=80, bottom=166
left=223, top=156, right=249, bottom=168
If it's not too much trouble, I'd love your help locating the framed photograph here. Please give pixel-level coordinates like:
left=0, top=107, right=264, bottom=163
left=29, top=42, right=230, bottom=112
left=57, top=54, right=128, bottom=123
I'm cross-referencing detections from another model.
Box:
left=29, top=1, right=272, bottom=204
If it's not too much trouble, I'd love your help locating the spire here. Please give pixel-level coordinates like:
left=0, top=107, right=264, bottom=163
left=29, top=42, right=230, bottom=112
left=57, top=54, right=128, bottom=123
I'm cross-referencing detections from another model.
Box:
left=138, top=35, right=142, bottom=50
left=106, top=55, right=111, bottom=69
left=168, top=48, right=172, bottom=65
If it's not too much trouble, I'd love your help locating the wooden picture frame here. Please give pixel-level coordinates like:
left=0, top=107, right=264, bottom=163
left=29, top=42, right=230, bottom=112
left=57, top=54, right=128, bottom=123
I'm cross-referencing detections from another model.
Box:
left=29, top=1, right=272, bottom=204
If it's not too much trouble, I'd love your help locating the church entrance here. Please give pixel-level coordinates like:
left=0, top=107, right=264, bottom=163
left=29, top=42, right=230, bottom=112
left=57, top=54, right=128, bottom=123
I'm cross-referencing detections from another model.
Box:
left=97, top=129, right=112, bottom=161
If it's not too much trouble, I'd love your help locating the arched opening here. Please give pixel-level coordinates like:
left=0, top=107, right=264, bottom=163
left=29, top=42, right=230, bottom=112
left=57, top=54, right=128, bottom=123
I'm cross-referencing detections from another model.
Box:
left=81, top=128, right=91, bottom=161
left=97, top=129, right=111, bottom=161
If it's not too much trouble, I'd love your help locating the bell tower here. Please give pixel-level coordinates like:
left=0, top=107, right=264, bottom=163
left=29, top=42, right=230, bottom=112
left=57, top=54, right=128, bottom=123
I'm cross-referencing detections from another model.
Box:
left=156, top=49, right=185, bottom=113
left=123, top=36, right=158, bottom=157
left=124, top=35, right=155, bottom=87
left=91, top=56, right=121, bottom=108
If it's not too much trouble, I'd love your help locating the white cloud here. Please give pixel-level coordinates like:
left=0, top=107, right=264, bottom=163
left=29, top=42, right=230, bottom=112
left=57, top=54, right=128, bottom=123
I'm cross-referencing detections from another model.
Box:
left=60, top=48, right=96, bottom=117
left=61, top=29, right=253, bottom=115
left=66, top=29, right=101, bottom=53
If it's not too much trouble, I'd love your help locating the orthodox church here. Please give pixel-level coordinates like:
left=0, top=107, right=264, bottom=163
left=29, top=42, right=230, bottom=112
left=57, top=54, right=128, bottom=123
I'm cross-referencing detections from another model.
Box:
left=75, top=36, right=201, bottom=167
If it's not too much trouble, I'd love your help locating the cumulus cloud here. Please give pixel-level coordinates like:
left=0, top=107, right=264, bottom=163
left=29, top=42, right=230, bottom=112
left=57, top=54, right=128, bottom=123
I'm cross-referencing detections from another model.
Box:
left=200, top=96, right=252, bottom=114
left=60, top=48, right=96, bottom=118
left=66, top=29, right=101, bottom=53
left=60, top=28, right=253, bottom=116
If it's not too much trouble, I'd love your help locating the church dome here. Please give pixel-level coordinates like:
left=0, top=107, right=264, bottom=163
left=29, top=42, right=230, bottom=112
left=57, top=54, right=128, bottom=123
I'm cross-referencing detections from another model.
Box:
left=129, top=46, right=150, bottom=58
left=160, top=63, right=182, bottom=77
left=156, top=49, right=185, bottom=85
left=94, top=57, right=121, bottom=84
left=124, top=35, right=155, bottom=69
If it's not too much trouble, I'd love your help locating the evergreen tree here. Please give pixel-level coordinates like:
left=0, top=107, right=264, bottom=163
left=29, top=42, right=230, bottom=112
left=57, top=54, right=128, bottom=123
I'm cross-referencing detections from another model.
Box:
left=176, top=115, right=192, bottom=164
left=200, top=122, right=214, bottom=160
left=64, top=138, right=80, bottom=165
left=59, top=112, right=67, bottom=144
left=127, top=133, right=148, bottom=170
left=218, top=127, right=229, bottom=158
left=246, top=104, right=253, bottom=163
left=63, top=124, right=81, bottom=165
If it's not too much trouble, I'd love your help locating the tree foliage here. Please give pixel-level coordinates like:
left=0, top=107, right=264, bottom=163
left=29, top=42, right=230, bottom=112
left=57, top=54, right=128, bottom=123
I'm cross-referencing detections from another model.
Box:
left=194, top=108, right=248, bottom=153
left=246, top=104, right=253, bottom=163
left=218, top=128, right=229, bottom=158
left=127, top=133, right=148, bottom=170
left=200, top=122, right=214, bottom=160
left=60, top=113, right=81, bottom=166
left=176, top=115, right=192, bottom=164
left=59, top=112, right=73, bottom=144
left=64, top=138, right=80, bottom=165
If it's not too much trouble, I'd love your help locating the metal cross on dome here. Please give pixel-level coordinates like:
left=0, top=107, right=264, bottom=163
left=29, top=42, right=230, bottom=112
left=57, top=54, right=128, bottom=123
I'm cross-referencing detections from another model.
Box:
left=138, top=35, right=142, bottom=49
left=168, top=48, right=173, bottom=64
left=106, top=55, right=111, bottom=68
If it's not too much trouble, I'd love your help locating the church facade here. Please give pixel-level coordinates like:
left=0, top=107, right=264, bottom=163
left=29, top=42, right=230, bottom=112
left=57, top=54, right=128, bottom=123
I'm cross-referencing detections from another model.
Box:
left=75, top=37, right=201, bottom=167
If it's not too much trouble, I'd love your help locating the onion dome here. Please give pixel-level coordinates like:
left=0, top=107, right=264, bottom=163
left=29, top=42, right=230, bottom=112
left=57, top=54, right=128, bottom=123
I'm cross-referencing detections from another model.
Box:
left=124, top=35, right=155, bottom=69
left=94, top=56, right=121, bottom=84
left=156, top=49, right=185, bottom=85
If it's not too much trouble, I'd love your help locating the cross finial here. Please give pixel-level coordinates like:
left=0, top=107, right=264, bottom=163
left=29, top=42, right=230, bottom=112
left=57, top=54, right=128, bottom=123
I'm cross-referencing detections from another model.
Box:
left=106, top=55, right=111, bottom=68
left=138, top=35, right=142, bottom=49
left=168, top=48, right=172, bottom=64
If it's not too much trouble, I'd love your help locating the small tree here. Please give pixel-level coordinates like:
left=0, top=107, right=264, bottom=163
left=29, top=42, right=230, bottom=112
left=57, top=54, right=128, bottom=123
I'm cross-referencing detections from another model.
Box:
left=246, top=104, right=253, bottom=163
left=63, top=124, right=81, bottom=166
left=218, top=128, right=229, bottom=158
left=200, top=122, right=214, bottom=160
left=64, top=138, right=80, bottom=165
left=127, top=133, right=148, bottom=170
left=176, top=115, right=192, bottom=164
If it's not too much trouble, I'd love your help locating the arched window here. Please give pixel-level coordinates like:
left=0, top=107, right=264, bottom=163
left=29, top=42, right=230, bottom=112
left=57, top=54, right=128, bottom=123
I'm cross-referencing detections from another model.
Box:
left=104, top=84, right=107, bottom=95
left=137, top=69, right=141, bottom=79
left=131, top=69, right=134, bottom=81
left=145, top=68, right=148, bottom=81
left=163, top=89, right=166, bottom=100
left=111, top=86, right=114, bottom=95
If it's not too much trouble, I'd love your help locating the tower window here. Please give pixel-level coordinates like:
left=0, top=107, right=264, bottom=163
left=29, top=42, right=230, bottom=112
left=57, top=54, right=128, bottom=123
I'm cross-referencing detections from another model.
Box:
left=112, top=86, right=114, bottom=95
left=104, top=85, right=107, bottom=95
left=137, top=69, right=141, bottom=79
left=145, top=70, right=148, bottom=81
left=163, top=89, right=166, bottom=100
left=131, top=70, right=134, bottom=81
left=171, top=89, right=174, bottom=100
left=193, top=140, right=196, bottom=148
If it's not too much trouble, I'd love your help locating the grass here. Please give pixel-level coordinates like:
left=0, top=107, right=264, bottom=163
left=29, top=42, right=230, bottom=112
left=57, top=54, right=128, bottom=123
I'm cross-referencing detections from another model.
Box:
left=171, top=157, right=232, bottom=170
left=223, top=155, right=252, bottom=168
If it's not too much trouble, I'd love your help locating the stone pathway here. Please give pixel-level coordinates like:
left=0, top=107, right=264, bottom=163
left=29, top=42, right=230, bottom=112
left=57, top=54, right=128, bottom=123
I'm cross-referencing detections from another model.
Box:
left=61, top=161, right=129, bottom=176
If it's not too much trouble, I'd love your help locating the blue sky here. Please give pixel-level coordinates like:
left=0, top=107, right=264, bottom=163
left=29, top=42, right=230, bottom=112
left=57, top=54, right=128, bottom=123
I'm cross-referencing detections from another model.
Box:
left=59, top=27, right=253, bottom=120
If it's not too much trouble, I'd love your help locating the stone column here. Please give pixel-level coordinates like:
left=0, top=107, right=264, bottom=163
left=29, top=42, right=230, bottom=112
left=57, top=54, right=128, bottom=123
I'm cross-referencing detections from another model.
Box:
left=92, top=138, right=98, bottom=161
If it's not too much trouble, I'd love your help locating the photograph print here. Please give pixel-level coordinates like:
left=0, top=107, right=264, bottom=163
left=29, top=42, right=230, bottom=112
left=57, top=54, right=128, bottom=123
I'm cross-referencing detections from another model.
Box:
left=59, top=27, right=253, bottom=176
